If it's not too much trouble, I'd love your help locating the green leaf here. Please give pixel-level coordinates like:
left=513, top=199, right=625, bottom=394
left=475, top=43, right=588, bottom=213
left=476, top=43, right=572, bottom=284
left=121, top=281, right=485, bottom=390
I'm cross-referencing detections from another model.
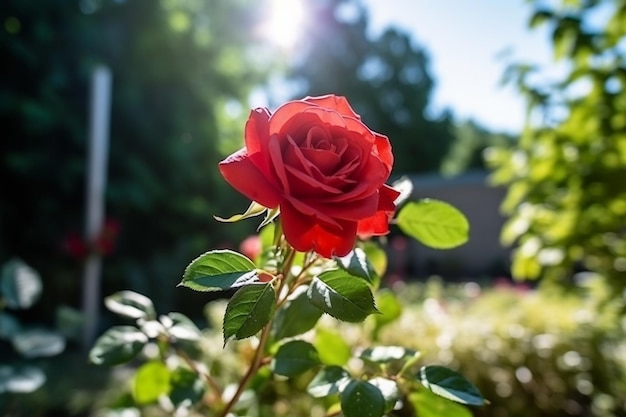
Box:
left=362, top=241, right=388, bottom=279
left=165, top=312, right=202, bottom=342
left=0, top=312, right=21, bottom=339
left=307, top=366, right=351, bottom=398
left=259, top=222, right=276, bottom=248
left=12, top=329, right=65, bottom=358
left=169, top=368, right=205, bottom=407
left=397, top=200, right=469, bottom=249
left=179, top=250, right=258, bottom=292
left=314, top=327, right=351, bottom=366
left=419, top=365, right=485, bottom=406
left=223, top=283, right=275, bottom=342
left=334, top=247, right=377, bottom=283
left=89, top=326, right=148, bottom=365
left=272, top=288, right=323, bottom=340
left=409, top=389, right=473, bottom=417
left=214, top=201, right=266, bottom=222
left=307, top=270, right=378, bottom=322
left=0, top=365, right=45, bottom=393
left=271, top=340, right=321, bottom=377
left=133, top=361, right=171, bottom=404
left=368, top=377, right=400, bottom=412
left=529, top=9, right=553, bottom=29
left=372, top=290, right=402, bottom=329
left=340, top=380, right=386, bottom=417
left=360, top=346, right=419, bottom=364
left=104, top=291, right=156, bottom=320
left=258, top=207, right=280, bottom=230
left=1, top=259, right=42, bottom=309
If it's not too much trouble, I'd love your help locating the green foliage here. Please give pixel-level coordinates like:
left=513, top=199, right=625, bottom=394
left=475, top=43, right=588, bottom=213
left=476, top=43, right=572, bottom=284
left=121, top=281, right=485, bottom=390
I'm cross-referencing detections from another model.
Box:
left=271, top=340, right=321, bottom=377
left=104, top=290, right=156, bottom=321
left=442, top=119, right=515, bottom=177
left=314, top=327, right=352, bottom=367
left=340, top=380, right=386, bottom=417
left=89, top=326, right=148, bottom=366
left=397, top=199, right=470, bottom=249
left=180, top=250, right=258, bottom=292
left=419, top=365, right=485, bottom=406
left=1, top=259, right=42, bottom=310
left=377, top=278, right=626, bottom=417
left=271, top=289, right=323, bottom=340
left=0, top=260, right=66, bottom=395
left=307, top=269, right=378, bottom=322
left=307, top=366, right=351, bottom=398
left=0, top=0, right=278, bottom=313
left=410, top=389, right=473, bottom=417
left=488, top=0, right=626, bottom=290
left=132, top=361, right=170, bottom=405
left=334, top=247, right=378, bottom=283
left=223, top=283, right=275, bottom=341
left=86, top=170, right=480, bottom=417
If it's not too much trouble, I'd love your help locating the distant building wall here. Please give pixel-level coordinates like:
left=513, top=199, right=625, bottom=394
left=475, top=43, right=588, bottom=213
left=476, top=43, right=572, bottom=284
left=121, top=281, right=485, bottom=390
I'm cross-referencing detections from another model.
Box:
left=394, top=171, right=510, bottom=279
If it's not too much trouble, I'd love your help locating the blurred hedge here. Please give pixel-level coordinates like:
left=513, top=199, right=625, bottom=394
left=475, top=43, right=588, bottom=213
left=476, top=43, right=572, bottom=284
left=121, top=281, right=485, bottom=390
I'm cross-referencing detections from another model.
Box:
left=373, top=277, right=626, bottom=417
left=102, top=277, right=626, bottom=417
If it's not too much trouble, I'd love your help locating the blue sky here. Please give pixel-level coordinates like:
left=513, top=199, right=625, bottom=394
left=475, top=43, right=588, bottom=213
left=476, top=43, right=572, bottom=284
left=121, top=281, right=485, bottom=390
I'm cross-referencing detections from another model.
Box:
left=361, top=0, right=554, bottom=133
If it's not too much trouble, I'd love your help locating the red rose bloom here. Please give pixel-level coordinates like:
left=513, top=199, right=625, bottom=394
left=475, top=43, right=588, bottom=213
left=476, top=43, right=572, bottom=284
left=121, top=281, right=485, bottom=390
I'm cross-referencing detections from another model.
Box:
left=219, top=95, right=400, bottom=258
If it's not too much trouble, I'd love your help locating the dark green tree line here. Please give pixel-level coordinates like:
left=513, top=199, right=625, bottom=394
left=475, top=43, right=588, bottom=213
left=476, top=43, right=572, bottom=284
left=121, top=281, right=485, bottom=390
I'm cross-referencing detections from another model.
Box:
left=0, top=0, right=275, bottom=311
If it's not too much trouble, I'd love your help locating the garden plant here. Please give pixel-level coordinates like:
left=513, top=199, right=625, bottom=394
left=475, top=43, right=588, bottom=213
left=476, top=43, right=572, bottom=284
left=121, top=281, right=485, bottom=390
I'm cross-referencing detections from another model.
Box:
left=89, top=95, right=484, bottom=417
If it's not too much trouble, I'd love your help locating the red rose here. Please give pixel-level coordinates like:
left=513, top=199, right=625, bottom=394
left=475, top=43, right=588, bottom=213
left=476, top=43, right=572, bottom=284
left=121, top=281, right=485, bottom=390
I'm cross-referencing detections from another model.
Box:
left=219, top=95, right=400, bottom=258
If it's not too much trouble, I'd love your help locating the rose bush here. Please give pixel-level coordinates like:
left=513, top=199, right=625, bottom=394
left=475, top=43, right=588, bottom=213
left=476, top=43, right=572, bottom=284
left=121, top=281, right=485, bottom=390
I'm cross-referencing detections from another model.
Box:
left=219, top=95, right=400, bottom=258
left=89, top=95, right=476, bottom=417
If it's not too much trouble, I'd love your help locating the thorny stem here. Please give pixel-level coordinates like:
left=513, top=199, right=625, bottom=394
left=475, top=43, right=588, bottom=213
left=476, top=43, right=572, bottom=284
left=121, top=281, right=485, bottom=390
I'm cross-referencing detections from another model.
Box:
left=217, top=321, right=273, bottom=417
left=216, top=245, right=304, bottom=417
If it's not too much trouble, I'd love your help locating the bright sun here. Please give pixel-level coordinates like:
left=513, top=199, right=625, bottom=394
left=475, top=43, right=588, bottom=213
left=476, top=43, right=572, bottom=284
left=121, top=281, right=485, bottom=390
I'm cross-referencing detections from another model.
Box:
left=262, top=0, right=307, bottom=49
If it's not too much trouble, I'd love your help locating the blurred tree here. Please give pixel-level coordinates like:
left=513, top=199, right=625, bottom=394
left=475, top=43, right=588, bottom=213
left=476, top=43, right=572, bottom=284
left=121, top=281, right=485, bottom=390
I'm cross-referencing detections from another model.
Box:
left=283, top=0, right=456, bottom=174
left=487, top=0, right=626, bottom=290
left=442, top=120, right=515, bottom=177
left=0, top=0, right=276, bottom=313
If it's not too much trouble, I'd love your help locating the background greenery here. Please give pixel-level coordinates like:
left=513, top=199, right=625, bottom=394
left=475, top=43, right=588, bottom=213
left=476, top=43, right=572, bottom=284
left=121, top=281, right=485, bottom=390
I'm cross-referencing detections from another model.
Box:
left=2, top=0, right=626, bottom=415
left=1, top=0, right=510, bottom=315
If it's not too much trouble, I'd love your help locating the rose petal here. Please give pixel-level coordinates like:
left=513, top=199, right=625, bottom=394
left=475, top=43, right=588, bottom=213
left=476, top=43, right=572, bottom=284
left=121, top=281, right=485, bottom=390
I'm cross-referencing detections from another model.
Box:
left=356, top=185, right=401, bottom=238
left=285, top=196, right=342, bottom=229
left=244, top=108, right=274, bottom=178
left=300, top=147, right=341, bottom=175
left=378, top=184, right=401, bottom=211
left=307, top=192, right=379, bottom=221
left=356, top=211, right=390, bottom=238
left=285, top=165, right=343, bottom=196
left=268, top=134, right=291, bottom=194
left=281, top=201, right=357, bottom=258
left=245, top=108, right=271, bottom=155
left=373, top=132, right=393, bottom=173
left=218, top=148, right=281, bottom=208
left=303, top=95, right=361, bottom=120
left=269, top=101, right=323, bottom=136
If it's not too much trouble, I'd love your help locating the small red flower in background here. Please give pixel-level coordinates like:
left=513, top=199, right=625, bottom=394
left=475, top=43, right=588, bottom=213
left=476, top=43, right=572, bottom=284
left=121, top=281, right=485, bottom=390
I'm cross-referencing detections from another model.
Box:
left=61, top=218, right=120, bottom=259
left=240, top=235, right=262, bottom=261
left=62, top=232, right=88, bottom=259
left=94, top=219, right=120, bottom=256
left=219, top=95, right=400, bottom=258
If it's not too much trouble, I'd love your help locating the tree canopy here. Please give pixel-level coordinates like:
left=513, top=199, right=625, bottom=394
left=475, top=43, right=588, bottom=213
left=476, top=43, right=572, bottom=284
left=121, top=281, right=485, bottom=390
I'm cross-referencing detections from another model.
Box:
left=488, top=0, right=626, bottom=291
left=283, top=0, right=457, bottom=174
left=0, top=0, right=276, bottom=309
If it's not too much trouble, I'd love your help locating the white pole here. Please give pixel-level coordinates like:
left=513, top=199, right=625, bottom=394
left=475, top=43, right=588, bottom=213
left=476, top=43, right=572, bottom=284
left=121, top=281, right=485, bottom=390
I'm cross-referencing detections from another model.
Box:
left=82, top=65, right=112, bottom=349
